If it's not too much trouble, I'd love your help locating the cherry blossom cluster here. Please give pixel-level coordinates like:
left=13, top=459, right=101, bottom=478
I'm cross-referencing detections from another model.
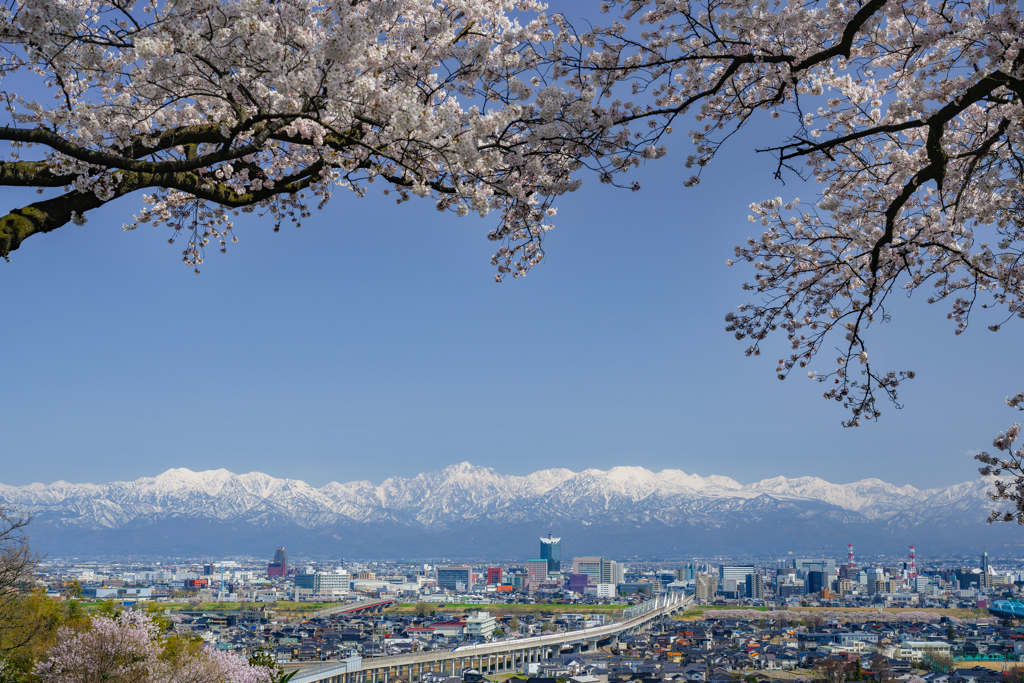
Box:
left=36, top=609, right=164, bottom=683
left=36, top=609, right=273, bottom=683
left=4, top=0, right=1024, bottom=432
left=976, top=391, right=1024, bottom=523
left=946, top=616, right=1000, bottom=625
left=0, top=0, right=640, bottom=277
left=560, top=0, right=1023, bottom=424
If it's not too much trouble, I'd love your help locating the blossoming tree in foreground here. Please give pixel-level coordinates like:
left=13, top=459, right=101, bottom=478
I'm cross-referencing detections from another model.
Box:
left=36, top=610, right=274, bottom=683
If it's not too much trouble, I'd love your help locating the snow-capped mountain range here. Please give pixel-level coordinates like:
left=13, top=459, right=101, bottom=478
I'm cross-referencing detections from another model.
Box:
left=1, top=463, right=1018, bottom=557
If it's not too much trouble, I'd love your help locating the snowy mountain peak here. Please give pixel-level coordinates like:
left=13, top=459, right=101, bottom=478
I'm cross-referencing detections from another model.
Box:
left=656, top=469, right=743, bottom=492
left=0, top=464, right=1005, bottom=557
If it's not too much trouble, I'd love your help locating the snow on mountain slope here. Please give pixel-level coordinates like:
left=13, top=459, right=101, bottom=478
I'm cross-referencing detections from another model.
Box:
left=0, top=463, right=997, bottom=532
left=656, top=469, right=742, bottom=493
left=740, top=476, right=925, bottom=517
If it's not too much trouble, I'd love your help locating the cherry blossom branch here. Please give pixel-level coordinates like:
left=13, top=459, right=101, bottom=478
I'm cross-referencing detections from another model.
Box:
left=976, top=392, right=1024, bottom=523
left=565, top=0, right=1024, bottom=423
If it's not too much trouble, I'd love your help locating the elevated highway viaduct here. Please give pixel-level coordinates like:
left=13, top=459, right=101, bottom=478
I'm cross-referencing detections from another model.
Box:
left=292, top=593, right=692, bottom=683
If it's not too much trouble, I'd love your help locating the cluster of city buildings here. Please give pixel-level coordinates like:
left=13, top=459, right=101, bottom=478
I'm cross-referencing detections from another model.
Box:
left=27, top=539, right=1024, bottom=683
left=692, top=550, right=1017, bottom=610
left=34, top=540, right=1024, bottom=618
left=255, top=535, right=640, bottom=604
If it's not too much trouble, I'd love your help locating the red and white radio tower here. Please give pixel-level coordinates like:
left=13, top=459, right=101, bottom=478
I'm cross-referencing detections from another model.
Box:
left=909, top=544, right=917, bottom=579
left=848, top=543, right=854, bottom=569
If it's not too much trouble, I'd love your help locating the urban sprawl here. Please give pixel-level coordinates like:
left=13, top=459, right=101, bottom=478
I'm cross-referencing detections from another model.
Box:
left=36, top=538, right=1024, bottom=683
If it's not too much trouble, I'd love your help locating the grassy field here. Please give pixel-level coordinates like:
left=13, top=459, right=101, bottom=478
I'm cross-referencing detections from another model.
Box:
left=142, top=601, right=337, bottom=616
left=78, top=600, right=629, bottom=620
left=672, top=606, right=770, bottom=620
left=386, top=603, right=627, bottom=616
left=783, top=606, right=987, bottom=619
left=671, top=605, right=988, bottom=621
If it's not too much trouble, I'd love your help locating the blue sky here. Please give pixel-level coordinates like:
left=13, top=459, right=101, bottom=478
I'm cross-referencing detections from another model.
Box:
left=1, top=5, right=1020, bottom=490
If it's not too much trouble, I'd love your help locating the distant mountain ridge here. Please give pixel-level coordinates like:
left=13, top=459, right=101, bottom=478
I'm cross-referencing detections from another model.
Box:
left=1, top=463, right=1020, bottom=558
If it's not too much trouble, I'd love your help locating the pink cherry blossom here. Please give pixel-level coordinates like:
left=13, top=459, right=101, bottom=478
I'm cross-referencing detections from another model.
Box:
left=37, top=610, right=273, bottom=683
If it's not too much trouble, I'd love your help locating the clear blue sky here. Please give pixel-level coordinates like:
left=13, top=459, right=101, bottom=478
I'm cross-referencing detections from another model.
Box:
left=1, top=5, right=1019, bottom=490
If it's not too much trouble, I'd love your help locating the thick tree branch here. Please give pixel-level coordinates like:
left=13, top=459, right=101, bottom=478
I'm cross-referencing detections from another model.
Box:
left=0, top=162, right=330, bottom=257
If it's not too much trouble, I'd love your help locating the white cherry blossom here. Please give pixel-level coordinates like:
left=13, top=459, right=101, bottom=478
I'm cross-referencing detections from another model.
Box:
left=0, top=0, right=611, bottom=279
left=558, top=0, right=1022, bottom=426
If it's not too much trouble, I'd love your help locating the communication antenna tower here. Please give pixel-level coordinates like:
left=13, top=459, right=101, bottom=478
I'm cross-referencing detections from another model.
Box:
left=848, top=543, right=854, bottom=569
left=909, top=545, right=917, bottom=579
